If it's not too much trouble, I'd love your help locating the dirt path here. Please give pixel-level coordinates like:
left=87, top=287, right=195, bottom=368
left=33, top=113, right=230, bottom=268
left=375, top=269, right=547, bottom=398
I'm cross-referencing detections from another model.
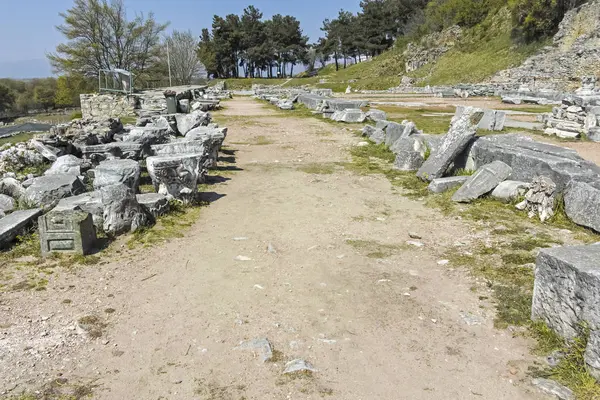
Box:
left=1, top=98, right=545, bottom=399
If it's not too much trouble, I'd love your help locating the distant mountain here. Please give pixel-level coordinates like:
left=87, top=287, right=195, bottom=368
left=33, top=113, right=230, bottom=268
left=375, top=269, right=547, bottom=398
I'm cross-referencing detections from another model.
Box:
left=0, top=59, right=54, bottom=79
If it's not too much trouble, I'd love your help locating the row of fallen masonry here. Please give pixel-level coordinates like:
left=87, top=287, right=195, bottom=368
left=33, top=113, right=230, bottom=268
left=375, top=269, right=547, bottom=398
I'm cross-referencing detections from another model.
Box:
left=0, top=84, right=232, bottom=256
left=255, top=84, right=600, bottom=383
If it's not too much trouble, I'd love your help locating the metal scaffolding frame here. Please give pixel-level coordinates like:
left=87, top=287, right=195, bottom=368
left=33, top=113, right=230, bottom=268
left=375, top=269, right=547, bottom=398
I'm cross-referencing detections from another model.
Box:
left=98, top=69, right=134, bottom=94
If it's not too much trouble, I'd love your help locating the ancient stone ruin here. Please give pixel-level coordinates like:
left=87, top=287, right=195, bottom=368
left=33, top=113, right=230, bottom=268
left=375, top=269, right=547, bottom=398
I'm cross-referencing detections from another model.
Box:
left=0, top=84, right=231, bottom=255
left=254, top=78, right=600, bottom=383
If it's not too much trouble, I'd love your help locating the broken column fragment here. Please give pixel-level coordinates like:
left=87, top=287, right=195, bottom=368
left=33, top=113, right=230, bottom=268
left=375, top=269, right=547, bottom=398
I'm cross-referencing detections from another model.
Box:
left=136, top=193, right=170, bottom=218
left=100, top=183, right=149, bottom=236
left=416, top=107, right=484, bottom=181
left=146, top=154, right=203, bottom=202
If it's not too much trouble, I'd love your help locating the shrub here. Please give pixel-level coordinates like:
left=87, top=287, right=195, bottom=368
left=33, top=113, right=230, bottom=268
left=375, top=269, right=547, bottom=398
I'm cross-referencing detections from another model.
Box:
left=509, top=0, right=587, bottom=42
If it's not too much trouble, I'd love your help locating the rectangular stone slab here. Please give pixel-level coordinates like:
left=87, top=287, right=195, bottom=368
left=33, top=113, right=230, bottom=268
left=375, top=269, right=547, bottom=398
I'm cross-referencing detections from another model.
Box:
left=452, top=161, right=513, bottom=203
left=466, top=134, right=600, bottom=191
left=151, top=141, right=207, bottom=156
left=416, top=107, right=483, bottom=181
left=79, top=142, right=145, bottom=163
left=0, top=209, right=43, bottom=249
left=532, top=244, right=600, bottom=379
left=428, top=176, right=469, bottom=194
left=564, top=180, right=600, bottom=232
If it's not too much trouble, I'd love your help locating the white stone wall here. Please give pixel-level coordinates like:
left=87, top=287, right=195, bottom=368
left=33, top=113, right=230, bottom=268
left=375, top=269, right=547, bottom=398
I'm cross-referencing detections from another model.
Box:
left=80, top=93, right=137, bottom=119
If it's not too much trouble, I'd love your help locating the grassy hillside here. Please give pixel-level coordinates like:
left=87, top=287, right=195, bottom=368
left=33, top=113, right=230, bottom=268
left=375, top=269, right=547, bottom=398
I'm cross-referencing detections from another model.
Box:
left=319, top=7, right=545, bottom=90
left=223, top=8, right=545, bottom=92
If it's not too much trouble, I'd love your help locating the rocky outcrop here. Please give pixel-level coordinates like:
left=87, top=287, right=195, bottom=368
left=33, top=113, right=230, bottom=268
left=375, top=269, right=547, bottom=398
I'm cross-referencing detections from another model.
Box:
left=492, top=1, right=600, bottom=90
left=404, top=26, right=462, bottom=73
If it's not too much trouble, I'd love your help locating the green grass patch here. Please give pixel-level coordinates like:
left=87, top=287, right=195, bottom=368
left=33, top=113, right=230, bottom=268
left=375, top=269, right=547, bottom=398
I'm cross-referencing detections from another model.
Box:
left=0, top=132, right=37, bottom=146
left=0, top=232, right=42, bottom=261
left=374, top=106, right=453, bottom=135
left=310, top=9, right=545, bottom=90
left=505, top=234, right=562, bottom=251
left=127, top=202, right=203, bottom=249
left=120, top=116, right=137, bottom=125
left=407, top=9, right=546, bottom=86
left=529, top=323, right=600, bottom=400
left=497, top=105, right=554, bottom=114
left=344, top=141, right=396, bottom=176
left=346, top=239, right=406, bottom=259
left=453, top=168, right=475, bottom=176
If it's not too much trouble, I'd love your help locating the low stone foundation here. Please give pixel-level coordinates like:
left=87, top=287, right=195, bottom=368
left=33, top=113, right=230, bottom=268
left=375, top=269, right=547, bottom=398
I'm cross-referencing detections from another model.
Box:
left=80, top=93, right=137, bottom=119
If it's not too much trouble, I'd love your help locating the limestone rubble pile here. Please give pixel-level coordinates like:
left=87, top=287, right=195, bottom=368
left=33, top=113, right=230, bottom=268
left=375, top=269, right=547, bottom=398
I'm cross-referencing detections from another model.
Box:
left=0, top=86, right=228, bottom=253
left=543, top=93, right=600, bottom=141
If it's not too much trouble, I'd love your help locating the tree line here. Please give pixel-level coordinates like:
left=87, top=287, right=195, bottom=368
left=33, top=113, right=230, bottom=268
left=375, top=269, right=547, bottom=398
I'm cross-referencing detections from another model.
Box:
left=0, top=77, right=95, bottom=115
left=197, top=6, right=308, bottom=79
left=198, top=0, right=586, bottom=78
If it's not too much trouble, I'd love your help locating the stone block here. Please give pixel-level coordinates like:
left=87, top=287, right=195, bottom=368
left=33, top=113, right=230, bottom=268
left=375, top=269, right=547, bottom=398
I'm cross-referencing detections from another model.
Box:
left=0, top=194, right=15, bottom=213
left=30, top=140, right=61, bottom=162
left=151, top=141, right=206, bottom=156
left=362, top=125, right=385, bottom=144
left=175, top=110, right=210, bottom=135
left=532, top=244, right=600, bottom=380
left=79, top=142, right=145, bottom=164
left=0, top=209, right=43, bottom=249
left=383, top=121, right=406, bottom=147
left=146, top=154, right=202, bottom=202
left=45, top=155, right=83, bottom=176
left=100, top=184, right=149, bottom=236
left=564, top=180, right=600, bottom=232
left=452, top=161, right=512, bottom=203
left=588, top=127, right=600, bottom=142
left=24, top=174, right=86, bottom=209
left=39, top=210, right=97, bottom=256
left=428, top=176, right=469, bottom=193
left=93, top=159, right=141, bottom=191
left=122, top=125, right=170, bottom=145
left=137, top=193, right=170, bottom=218
left=392, top=136, right=429, bottom=171
left=0, top=177, right=25, bottom=200
left=416, top=107, right=483, bottom=181
left=490, top=180, right=529, bottom=203
left=331, top=109, right=367, bottom=123
left=54, top=191, right=103, bottom=229
left=366, top=109, right=387, bottom=122
left=465, top=134, right=600, bottom=191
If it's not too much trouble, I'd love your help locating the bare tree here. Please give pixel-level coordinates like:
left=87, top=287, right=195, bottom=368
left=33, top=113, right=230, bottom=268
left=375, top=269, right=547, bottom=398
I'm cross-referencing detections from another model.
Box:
left=164, top=30, right=207, bottom=85
left=48, top=0, right=169, bottom=77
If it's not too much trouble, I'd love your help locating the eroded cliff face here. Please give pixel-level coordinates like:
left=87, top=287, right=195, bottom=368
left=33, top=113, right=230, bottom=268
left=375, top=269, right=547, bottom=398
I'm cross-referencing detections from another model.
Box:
left=492, top=0, right=600, bottom=90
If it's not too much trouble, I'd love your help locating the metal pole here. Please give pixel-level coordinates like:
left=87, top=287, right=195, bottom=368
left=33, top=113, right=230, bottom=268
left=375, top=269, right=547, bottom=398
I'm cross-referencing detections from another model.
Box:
left=167, top=39, right=172, bottom=87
